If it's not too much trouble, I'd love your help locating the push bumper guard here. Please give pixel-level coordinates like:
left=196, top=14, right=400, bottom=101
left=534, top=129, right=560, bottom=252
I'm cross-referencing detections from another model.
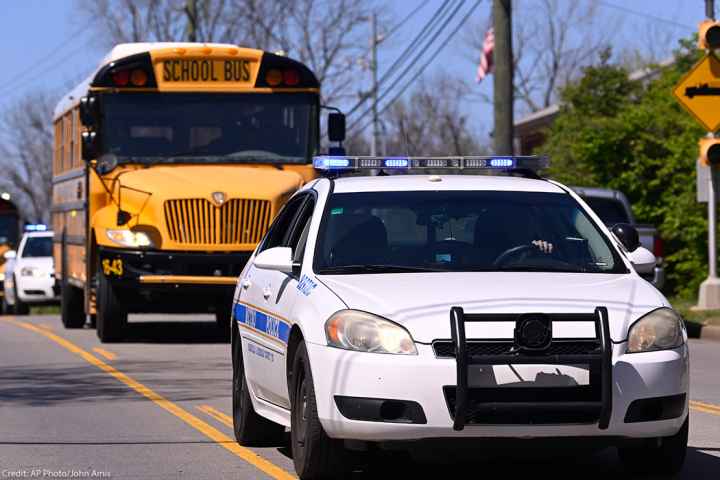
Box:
left=448, top=306, right=612, bottom=431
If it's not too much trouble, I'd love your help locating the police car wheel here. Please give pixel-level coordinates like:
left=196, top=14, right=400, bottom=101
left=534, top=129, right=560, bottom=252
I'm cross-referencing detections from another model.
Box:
left=231, top=331, right=284, bottom=446
left=290, top=342, right=345, bottom=479
left=96, top=264, right=127, bottom=343
left=13, top=280, right=29, bottom=315
left=618, top=416, right=688, bottom=475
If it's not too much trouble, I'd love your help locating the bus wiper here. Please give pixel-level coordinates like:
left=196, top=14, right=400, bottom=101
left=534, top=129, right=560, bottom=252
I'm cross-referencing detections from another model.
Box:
left=318, top=264, right=449, bottom=274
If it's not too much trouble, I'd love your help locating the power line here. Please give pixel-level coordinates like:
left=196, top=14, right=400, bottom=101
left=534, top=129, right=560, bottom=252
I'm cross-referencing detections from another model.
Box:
left=346, top=0, right=454, bottom=117
left=0, top=24, right=89, bottom=95
left=351, top=0, right=483, bottom=134
left=379, top=0, right=432, bottom=45
left=349, top=0, right=472, bottom=132
left=597, top=1, right=694, bottom=30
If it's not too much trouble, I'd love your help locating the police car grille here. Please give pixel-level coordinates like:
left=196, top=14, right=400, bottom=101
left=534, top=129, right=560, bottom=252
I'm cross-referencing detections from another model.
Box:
left=164, top=198, right=272, bottom=245
left=433, top=340, right=600, bottom=358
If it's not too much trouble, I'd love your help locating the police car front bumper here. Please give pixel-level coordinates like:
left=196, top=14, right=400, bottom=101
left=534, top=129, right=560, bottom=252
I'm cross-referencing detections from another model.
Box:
left=305, top=341, right=688, bottom=442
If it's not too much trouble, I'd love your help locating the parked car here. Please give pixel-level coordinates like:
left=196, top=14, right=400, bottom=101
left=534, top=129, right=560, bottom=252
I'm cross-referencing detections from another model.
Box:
left=3, top=229, right=59, bottom=314
left=572, top=187, right=664, bottom=289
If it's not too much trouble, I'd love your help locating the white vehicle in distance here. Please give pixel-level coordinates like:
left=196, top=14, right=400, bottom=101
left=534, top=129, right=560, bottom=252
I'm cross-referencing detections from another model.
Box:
left=3, top=227, right=58, bottom=315
left=230, top=156, right=688, bottom=480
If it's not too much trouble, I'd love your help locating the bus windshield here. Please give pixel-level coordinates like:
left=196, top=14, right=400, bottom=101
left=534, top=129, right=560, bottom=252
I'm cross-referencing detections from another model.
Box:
left=100, top=92, right=317, bottom=164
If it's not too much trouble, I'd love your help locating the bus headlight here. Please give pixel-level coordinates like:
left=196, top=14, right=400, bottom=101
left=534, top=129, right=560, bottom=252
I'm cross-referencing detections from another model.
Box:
left=106, top=229, right=154, bottom=248
left=627, top=308, right=685, bottom=353
left=325, top=310, right=417, bottom=355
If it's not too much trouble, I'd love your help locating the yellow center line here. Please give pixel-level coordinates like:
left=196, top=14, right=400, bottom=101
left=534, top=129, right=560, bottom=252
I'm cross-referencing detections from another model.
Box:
left=690, top=400, right=720, bottom=416
left=92, top=347, right=117, bottom=361
left=3, top=318, right=295, bottom=480
left=197, top=404, right=234, bottom=428
left=37, top=324, right=53, bottom=331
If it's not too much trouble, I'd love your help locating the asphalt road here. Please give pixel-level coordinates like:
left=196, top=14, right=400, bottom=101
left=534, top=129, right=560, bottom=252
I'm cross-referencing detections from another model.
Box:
left=1, top=314, right=719, bottom=480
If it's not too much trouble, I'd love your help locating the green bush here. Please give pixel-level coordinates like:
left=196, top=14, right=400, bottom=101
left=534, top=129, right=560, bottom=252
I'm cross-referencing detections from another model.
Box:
left=540, top=43, right=709, bottom=298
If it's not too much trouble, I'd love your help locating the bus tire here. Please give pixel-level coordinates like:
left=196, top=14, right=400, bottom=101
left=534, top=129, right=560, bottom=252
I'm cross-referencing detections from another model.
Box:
left=231, top=327, right=284, bottom=446
left=13, top=279, right=29, bottom=315
left=291, top=341, right=345, bottom=479
left=96, top=263, right=126, bottom=343
left=60, top=244, right=84, bottom=328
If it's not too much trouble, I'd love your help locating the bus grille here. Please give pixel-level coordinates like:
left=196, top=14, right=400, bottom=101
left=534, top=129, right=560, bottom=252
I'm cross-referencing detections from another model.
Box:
left=164, top=198, right=272, bottom=245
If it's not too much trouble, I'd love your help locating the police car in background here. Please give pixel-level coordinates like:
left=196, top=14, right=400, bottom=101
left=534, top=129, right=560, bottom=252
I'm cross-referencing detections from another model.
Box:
left=3, top=226, right=58, bottom=315
left=230, top=156, right=688, bottom=479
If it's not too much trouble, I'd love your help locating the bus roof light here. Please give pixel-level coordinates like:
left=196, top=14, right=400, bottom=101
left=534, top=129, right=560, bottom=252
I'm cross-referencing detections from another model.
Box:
left=283, top=69, right=300, bottom=86
left=266, top=69, right=283, bottom=86
left=111, top=69, right=130, bottom=87
left=130, top=69, right=148, bottom=87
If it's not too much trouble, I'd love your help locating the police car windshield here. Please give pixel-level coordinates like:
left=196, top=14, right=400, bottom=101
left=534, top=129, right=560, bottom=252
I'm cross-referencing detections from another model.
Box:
left=100, top=92, right=317, bottom=164
left=314, top=190, right=627, bottom=274
left=21, top=236, right=52, bottom=258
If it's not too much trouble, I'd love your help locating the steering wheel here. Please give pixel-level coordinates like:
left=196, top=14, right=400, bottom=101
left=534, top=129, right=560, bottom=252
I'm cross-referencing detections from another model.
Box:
left=492, top=244, right=536, bottom=268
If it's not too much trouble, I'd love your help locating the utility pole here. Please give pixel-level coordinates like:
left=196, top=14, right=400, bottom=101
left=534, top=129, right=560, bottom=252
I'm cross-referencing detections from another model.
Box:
left=493, top=0, right=513, bottom=155
left=707, top=0, right=715, bottom=20
left=370, top=12, right=380, bottom=157
left=186, top=0, right=198, bottom=42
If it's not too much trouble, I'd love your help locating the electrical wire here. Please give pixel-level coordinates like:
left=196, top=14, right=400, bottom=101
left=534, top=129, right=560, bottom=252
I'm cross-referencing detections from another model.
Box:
left=350, top=0, right=483, bottom=134
left=346, top=0, right=454, bottom=117
left=379, top=0, right=432, bottom=45
left=349, top=0, right=477, bottom=132
left=597, top=1, right=694, bottom=30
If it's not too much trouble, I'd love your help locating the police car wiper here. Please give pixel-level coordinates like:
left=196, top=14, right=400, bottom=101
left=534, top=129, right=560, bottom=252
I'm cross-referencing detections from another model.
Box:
left=318, top=264, right=449, bottom=274
left=497, top=265, right=586, bottom=273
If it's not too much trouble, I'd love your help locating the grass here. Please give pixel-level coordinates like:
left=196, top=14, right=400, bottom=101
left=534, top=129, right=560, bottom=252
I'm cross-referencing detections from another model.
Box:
left=30, top=305, right=60, bottom=315
left=670, top=298, right=720, bottom=338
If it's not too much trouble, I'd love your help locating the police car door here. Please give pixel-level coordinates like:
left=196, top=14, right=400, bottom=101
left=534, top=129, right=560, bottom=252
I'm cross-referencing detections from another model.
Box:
left=238, top=193, right=313, bottom=408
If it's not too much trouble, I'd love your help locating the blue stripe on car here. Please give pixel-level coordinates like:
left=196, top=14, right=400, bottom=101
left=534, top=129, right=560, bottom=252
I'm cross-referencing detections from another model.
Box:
left=233, top=303, right=290, bottom=344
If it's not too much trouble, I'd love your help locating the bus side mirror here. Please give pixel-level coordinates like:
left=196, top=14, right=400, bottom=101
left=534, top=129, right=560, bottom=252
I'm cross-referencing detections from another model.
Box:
left=79, top=96, right=98, bottom=128
left=328, top=112, right=346, bottom=143
left=81, top=131, right=98, bottom=161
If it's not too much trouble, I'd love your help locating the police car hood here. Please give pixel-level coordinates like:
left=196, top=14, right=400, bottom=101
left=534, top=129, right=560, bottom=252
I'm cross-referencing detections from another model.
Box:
left=320, top=272, right=667, bottom=343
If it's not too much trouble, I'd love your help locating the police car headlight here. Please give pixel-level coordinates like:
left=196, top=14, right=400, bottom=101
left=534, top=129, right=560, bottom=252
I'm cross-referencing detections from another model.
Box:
left=20, top=266, right=42, bottom=277
left=325, top=310, right=417, bottom=355
left=106, top=229, right=153, bottom=248
left=627, top=308, right=685, bottom=353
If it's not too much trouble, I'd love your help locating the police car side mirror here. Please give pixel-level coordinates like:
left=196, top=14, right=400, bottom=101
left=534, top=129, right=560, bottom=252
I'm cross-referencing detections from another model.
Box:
left=254, top=247, right=294, bottom=273
left=628, top=246, right=656, bottom=275
left=611, top=223, right=640, bottom=252
left=3, top=250, right=16, bottom=260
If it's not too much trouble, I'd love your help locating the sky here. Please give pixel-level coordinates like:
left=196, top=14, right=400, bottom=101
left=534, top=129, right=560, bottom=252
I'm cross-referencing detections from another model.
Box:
left=0, top=0, right=708, bottom=143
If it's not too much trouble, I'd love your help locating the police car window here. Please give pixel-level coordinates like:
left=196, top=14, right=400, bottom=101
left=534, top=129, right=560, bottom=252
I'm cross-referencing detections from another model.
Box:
left=314, top=191, right=627, bottom=274
left=21, top=236, right=53, bottom=258
left=259, top=196, right=306, bottom=253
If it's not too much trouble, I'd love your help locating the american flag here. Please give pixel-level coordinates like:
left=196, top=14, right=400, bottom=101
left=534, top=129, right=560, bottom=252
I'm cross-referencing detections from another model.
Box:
left=476, top=27, right=494, bottom=83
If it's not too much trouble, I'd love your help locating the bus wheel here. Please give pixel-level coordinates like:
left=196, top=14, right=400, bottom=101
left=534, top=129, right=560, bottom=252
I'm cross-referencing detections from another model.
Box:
left=60, top=239, right=84, bottom=328
left=96, top=264, right=127, bottom=343
left=13, top=280, right=29, bottom=315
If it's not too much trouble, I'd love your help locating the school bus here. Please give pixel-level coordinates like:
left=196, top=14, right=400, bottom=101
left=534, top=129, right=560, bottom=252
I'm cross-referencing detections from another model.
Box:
left=52, top=42, right=343, bottom=342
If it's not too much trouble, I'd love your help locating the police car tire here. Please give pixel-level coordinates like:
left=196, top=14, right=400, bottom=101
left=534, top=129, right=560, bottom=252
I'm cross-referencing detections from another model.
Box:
left=13, top=280, right=29, bottom=316
left=96, top=265, right=127, bottom=343
left=291, top=342, right=345, bottom=479
left=231, top=332, right=284, bottom=446
left=618, top=416, right=688, bottom=475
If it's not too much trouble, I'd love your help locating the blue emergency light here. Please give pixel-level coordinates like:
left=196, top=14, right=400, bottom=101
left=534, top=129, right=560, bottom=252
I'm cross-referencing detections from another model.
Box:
left=25, top=224, right=47, bottom=232
left=312, top=155, right=549, bottom=173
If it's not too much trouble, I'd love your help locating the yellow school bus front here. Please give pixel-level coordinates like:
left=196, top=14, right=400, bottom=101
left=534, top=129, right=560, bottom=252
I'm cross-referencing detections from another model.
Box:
left=52, top=43, right=321, bottom=340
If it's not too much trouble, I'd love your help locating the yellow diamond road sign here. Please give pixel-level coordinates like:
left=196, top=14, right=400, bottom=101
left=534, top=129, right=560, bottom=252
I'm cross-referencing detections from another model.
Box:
left=673, top=53, right=720, bottom=132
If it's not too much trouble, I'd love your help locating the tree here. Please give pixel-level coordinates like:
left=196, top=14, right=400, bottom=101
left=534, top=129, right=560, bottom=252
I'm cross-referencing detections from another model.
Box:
left=77, top=0, right=380, bottom=104
left=349, top=74, right=485, bottom=156
left=465, top=0, right=614, bottom=114
left=0, top=92, right=55, bottom=223
left=541, top=41, right=706, bottom=298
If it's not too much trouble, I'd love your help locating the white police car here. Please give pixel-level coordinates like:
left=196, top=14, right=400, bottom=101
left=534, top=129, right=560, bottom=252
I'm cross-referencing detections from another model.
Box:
left=3, top=227, right=58, bottom=315
left=230, top=156, right=688, bottom=479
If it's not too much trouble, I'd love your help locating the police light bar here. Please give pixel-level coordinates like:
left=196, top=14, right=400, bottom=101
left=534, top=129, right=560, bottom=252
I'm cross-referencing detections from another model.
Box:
left=312, top=155, right=549, bottom=172
left=25, top=224, right=47, bottom=232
